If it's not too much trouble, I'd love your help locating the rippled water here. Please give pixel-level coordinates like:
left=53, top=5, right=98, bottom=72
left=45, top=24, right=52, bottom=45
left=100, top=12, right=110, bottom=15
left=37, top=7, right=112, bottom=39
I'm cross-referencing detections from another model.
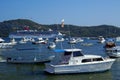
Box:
left=0, top=39, right=119, bottom=80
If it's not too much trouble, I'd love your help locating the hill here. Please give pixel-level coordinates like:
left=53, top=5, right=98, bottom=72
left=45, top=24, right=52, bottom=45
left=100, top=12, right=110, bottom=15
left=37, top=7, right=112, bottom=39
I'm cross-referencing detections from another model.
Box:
left=0, top=19, right=120, bottom=37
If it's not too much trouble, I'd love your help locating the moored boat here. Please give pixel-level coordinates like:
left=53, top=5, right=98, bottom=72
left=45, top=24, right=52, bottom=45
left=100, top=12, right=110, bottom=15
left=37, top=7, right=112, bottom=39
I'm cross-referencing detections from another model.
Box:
left=6, top=55, right=54, bottom=64
left=9, top=27, right=63, bottom=39
left=45, top=49, right=115, bottom=74
left=48, top=42, right=56, bottom=49
left=0, top=38, right=15, bottom=49
left=104, top=39, right=120, bottom=58
left=68, top=38, right=77, bottom=44
left=98, top=36, right=106, bottom=43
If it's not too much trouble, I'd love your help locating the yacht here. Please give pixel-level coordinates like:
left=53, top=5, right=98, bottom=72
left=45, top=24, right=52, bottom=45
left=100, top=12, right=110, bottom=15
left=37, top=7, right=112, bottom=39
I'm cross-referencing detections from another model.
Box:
left=116, top=37, right=120, bottom=42
left=48, top=42, right=56, bottom=49
left=6, top=56, right=54, bottom=64
left=98, top=36, right=105, bottom=43
left=54, top=37, right=64, bottom=42
left=32, top=38, right=47, bottom=44
left=105, top=39, right=120, bottom=58
left=68, top=38, right=77, bottom=44
left=106, top=46, right=120, bottom=58
left=9, top=27, right=62, bottom=38
left=45, top=49, right=115, bottom=74
left=0, top=38, right=14, bottom=49
left=10, top=38, right=17, bottom=45
left=19, top=37, right=35, bottom=44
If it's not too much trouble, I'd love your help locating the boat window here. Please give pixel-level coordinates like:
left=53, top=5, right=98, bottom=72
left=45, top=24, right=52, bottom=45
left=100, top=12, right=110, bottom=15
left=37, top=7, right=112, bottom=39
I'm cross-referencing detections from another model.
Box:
left=82, top=59, right=92, bottom=63
left=93, top=58, right=103, bottom=61
left=64, top=52, right=72, bottom=56
left=73, top=51, right=83, bottom=57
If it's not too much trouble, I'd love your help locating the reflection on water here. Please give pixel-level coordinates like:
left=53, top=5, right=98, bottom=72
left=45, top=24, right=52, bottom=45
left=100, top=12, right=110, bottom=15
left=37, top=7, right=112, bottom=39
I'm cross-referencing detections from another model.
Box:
left=46, top=71, right=112, bottom=80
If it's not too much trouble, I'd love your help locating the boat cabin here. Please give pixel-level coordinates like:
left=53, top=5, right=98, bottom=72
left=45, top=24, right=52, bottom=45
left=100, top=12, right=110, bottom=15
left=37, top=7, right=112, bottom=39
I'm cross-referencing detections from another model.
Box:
left=60, top=49, right=84, bottom=64
left=53, top=49, right=104, bottom=65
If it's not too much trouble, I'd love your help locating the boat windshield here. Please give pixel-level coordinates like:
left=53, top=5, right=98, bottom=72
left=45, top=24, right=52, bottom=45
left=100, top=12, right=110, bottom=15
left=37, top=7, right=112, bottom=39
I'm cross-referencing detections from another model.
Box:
left=64, top=51, right=83, bottom=57
left=64, top=52, right=72, bottom=56
left=73, top=51, right=83, bottom=57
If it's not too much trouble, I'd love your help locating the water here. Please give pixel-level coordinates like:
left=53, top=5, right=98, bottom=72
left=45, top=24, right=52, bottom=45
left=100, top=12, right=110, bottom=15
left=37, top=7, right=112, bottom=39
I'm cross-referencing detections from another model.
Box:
left=0, top=38, right=119, bottom=80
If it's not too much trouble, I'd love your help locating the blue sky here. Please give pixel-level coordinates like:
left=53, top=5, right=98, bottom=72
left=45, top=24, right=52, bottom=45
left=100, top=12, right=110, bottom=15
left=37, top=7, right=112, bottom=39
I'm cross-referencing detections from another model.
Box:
left=0, top=0, right=120, bottom=26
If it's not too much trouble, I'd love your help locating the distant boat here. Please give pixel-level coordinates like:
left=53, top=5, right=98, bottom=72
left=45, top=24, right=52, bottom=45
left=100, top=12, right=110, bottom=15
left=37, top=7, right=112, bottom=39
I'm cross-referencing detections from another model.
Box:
left=48, top=42, right=56, bottom=49
left=32, top=38, right=47, bottom=44
left=98, top=36, right=105, bottom=43
left=105, top=39, right=120, bottom=58
left=76, top=38, right=84, bottom=42
left=68, top=38, right=77, bottom=44
left=6, top=56, right=54, bottom=64
left=10, top=38, right=17, bottom=45
left=116, top=37, right=120, bottom=42
left=9, top=27, right=63, bottom=38
left=0, top=38, right=15, bottom=49
left=106, top=46, right=120, bottom=58
left=54, top=37, right=64, bottom=42
left=45, top=48, right=115, bottom=74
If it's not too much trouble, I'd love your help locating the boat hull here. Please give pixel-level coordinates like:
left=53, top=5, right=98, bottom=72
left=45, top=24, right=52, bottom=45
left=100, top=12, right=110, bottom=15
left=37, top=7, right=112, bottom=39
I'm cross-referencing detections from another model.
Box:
left=45, top=59, right=115, bottom=74
left=107, top=52, right=120, bottom=58
left=7, top=56, right=55, bottom=64
left=105, top=46, right=120, bottom=58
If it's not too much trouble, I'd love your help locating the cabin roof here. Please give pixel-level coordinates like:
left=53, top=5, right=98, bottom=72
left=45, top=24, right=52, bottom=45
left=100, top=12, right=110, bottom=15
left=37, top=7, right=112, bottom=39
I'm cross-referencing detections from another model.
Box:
left=83, top=55, right=102, bottom=58
left=64, top=49, right=82, bottom=52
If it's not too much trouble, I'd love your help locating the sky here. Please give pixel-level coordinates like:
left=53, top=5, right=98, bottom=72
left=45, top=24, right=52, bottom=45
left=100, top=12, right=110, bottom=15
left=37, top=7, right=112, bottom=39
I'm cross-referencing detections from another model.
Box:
left=0, top=0, right=120, bottom=26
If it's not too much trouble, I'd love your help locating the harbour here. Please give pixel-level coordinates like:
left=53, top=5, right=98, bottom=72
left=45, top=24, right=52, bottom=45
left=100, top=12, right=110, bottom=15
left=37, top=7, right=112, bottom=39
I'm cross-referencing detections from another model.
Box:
left=0, top=38, right=119, bottom=80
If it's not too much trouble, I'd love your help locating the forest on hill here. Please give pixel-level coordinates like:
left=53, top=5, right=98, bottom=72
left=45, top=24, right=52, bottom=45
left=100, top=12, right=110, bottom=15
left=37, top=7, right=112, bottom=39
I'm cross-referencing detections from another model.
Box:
left=0, top=19, right=120, bottom=37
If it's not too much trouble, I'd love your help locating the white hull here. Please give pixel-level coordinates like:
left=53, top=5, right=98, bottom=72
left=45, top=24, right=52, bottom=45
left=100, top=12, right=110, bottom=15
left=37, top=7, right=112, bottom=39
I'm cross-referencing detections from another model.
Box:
left=7, top=59, right=50, bottom=64
left=0, top=43, right=14, bottom=49
left=106, top=46, right=120, bottom=58
left=45, top=59, right=115, bottom=74
left=98, top=40, right=105, bottom=43
left=7, top=56, right=55, bottom=64
left=116, top=37, right=120, bottom=42
left=107, top=52, right=120, bottom=58
left=48, top=45, right=56, bottom=49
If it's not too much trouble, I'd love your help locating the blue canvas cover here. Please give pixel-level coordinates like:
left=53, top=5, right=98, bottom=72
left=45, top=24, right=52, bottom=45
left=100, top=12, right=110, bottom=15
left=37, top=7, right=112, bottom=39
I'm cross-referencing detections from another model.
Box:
left=54, top=49, right=65, bottom=53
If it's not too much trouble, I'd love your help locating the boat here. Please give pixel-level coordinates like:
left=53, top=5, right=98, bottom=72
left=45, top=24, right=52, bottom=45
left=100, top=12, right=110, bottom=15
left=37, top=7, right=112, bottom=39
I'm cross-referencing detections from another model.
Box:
left=9, top=27, right=63, bottom=38
left=68, top=38, right=77, bottom=44
left=54, top=37, right=64, bottom=42
left=105, top=39, right=120, bottom=58
left=10, top=38, right=17, bottom=45
left=116, top=37, right=120, bottom=42
left=19, top=37, right=35, bottom=44
left=6, top=55, right=55, bottom=64
left=0, top=38, right=14, bottom=49
left=45, top=48, right=115, bottom=74
left=76, top=38, right=84, bottom=42
left=32, top=38, right=47, bottom=44
left=106, top=46, right=120, bottom=58
left=48, top=42, right=56, bottom=49
left=98, top=36, right=106, bottom=43
left=19, top=37, right=27, bottom=44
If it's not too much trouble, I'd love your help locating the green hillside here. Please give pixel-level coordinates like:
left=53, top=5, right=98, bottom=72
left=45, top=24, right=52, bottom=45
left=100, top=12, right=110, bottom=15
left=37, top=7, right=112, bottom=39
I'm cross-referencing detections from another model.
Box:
left=0, top=19, right=120, bottom=37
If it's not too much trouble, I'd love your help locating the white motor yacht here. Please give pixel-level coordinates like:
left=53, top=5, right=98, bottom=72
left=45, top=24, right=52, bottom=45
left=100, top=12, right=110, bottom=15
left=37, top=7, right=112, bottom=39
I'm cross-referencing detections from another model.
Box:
left=45, top=49, right=115, bottom=74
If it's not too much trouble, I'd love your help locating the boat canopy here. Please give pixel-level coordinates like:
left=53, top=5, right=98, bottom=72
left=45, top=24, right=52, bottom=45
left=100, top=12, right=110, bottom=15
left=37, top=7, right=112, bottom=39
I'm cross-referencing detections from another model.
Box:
left=54, top=49, right=65, bottom=53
